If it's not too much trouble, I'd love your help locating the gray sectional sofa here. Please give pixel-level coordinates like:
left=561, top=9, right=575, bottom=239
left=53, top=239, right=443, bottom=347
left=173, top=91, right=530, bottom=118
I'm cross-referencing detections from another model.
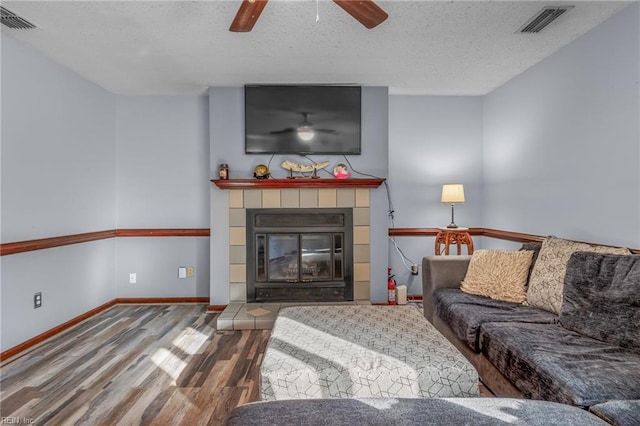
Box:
left=422, top=244, right=640, bottom=424
left=223, top=397, right=614, bottom=425
left=223, top=239, right=640, bottom=425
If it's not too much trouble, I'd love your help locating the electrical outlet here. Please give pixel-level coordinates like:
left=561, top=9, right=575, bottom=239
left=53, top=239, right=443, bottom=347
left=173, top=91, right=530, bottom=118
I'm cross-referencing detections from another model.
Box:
left=129, top=273, right=137, bottom=284
left=186, top=266, right=194, bottom=278
left=34, top=292, right=42, bottom=309
left=411, top=264, right=419, bottom=275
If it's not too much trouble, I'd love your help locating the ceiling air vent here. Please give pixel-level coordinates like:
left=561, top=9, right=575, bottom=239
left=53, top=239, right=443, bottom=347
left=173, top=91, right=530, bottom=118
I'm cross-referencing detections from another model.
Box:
left=1, top=6, right=37, bottom=30
left=518, top=6, right=574, bottom=33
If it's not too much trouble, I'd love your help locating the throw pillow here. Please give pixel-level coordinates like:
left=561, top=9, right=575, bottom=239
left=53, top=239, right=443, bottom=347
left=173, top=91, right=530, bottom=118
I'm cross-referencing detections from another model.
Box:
left=526, top=236, right=630, bottom=314
left=560, top=252, right=640, bottom=352
left=461, top=250, right=534, bottom=304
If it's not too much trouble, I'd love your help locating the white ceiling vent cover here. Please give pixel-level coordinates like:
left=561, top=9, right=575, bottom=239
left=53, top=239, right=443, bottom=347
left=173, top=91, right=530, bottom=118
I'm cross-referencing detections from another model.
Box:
left=1, top=6, right=37, bottom=30
left=518, top=6, right=574, bottom=33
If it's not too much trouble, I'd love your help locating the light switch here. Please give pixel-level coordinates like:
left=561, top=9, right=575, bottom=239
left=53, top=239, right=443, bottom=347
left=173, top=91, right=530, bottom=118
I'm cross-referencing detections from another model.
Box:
left=178, top=267, right=187, bottom=279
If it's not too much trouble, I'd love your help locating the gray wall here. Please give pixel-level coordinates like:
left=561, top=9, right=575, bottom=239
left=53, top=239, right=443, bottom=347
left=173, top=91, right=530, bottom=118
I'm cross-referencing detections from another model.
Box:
left=1, top=36, right=212, bottom=351
left=209, top=86, right=390, bottom=303
left=1, top=34, right=117, bottom=350
left=115, top=96, right=210, bottom=297
left=482, top=3, right=640, bottom=248
left=386, top=4, right=639, bottom=294
left=1, top=35, right=116, bottom=241
left=388, top=96, right=483, bottom=293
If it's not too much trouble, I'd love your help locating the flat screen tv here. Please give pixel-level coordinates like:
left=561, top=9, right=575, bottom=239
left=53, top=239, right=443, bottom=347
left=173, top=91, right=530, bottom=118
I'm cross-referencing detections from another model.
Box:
left=244, top=85, right=361, bottom=155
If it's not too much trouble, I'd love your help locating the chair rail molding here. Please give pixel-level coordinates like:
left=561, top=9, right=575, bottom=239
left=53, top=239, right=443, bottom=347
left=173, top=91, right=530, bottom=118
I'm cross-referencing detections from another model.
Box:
left=1, top=228, right=211, bottom=256
left=3, top=226, right=637, bottom=255
left=389, top=227, right=638, bottom=253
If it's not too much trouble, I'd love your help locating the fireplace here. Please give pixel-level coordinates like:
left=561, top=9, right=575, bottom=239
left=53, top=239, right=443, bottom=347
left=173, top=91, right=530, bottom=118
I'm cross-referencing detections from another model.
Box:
left=246, top=208, right=353, bottom=302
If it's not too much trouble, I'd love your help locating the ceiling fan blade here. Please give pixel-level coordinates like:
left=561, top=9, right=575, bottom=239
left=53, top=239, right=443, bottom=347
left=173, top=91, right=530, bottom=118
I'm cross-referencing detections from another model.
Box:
left=230, top=0, right=269, bottom=32
left=333, top=0, right=388, bottom=29
left=270, top=128, right=296, bottom=135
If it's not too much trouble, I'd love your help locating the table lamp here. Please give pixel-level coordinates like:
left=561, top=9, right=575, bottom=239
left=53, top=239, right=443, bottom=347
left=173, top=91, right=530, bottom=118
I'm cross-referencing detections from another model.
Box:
left=441, top=184, right=465, bottom=228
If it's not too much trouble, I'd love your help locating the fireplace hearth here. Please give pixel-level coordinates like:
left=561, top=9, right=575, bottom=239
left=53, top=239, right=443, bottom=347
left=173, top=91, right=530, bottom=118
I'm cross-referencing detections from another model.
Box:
left=246, top=208, right=353, bottom=302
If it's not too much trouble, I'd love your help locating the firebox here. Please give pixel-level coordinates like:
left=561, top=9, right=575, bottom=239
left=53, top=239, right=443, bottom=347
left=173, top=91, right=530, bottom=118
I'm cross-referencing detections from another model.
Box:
left=246, top=208, right=353, bottom=302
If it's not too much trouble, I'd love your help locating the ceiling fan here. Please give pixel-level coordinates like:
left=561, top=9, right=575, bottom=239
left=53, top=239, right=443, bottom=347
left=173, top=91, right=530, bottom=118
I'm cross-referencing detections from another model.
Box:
left=230, top=0, right=388, bottom=32
left=270, top=112, right=338, bottom=141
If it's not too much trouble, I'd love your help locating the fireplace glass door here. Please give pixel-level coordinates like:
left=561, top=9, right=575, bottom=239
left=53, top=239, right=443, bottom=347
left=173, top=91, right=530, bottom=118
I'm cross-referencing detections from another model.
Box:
left=247, top=208, right=353, bottom=302
left=257, top=233, right=342, bottom=283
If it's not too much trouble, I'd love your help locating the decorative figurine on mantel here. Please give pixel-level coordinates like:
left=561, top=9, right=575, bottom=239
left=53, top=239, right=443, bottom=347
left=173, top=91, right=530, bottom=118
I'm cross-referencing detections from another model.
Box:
left=253, top=164, right=270, bottom=179
left=333, top=163, right=351, bottom=179
left=281, top=160, right=329, bottom=179
left=218, top=163, right=229, bottom=180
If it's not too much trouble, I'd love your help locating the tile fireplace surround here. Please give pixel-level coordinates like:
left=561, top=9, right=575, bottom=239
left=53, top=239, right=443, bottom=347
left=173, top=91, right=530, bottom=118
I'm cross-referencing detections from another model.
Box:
left=212, top=178, right=384, bottom=330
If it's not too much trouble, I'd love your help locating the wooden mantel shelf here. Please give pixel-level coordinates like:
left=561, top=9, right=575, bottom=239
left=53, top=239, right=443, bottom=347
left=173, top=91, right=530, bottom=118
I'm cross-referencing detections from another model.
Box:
left=212, top=178, right=385, bottom=189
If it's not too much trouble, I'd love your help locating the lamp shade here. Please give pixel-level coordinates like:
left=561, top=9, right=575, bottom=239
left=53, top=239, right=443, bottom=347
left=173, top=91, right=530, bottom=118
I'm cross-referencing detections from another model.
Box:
left=441, top=184, right=465, bottom=203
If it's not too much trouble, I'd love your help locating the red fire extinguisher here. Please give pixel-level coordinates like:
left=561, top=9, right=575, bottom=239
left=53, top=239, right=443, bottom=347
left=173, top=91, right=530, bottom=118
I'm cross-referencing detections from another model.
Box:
left=388, top=267, right=396, bottom=305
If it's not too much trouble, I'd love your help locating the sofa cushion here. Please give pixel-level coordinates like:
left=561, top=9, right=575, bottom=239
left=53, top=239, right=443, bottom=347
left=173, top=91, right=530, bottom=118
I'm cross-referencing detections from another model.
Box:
left=224, top=398, right=610, bottom=426
left=434, top=288, right=511, bottom=308
left=434, top=289, right=557, bottom=351
left=561, top=252, right=640, bottom=352
left=479, top=322, right=640, bottom=407
left=526, top=236, right=630, bottom=314
left=461, top=250, right=534, bottom=303
left=589, top=400, right=640, bottom=426
left=434, top=288, right=529, bottom=319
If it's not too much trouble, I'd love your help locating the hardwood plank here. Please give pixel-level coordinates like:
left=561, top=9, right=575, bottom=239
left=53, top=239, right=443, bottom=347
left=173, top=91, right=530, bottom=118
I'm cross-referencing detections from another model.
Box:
left=117, top=297, right=210, bottom=304
left=0, top=387, right=40, bottom=416
left=115, top=387, right=165, bottom=425
left=140, top=386, right=177, bottom=425
left=0, top=300, right=212, bottom=362
left=0, top=305, right=270, bottom=424
left=79, top=387, right=147, bottom=425
left=0, top=299, right=118, bottom=361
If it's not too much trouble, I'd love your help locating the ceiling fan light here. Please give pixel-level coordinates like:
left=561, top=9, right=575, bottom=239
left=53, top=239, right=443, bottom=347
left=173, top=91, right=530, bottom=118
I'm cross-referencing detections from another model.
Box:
left=297, top=128, right=315, bottom=142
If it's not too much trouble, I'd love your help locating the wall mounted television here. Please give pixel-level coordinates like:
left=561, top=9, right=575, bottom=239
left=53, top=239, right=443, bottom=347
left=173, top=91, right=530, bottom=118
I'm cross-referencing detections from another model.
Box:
left=244, top=85, right=361, bottom=155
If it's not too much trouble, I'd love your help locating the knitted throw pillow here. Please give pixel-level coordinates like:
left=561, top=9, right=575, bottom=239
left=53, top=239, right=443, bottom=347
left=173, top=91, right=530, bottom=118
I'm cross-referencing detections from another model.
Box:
left=461, top=250, right=534, bottom=304
left=526, top=236, right=630, bottom=314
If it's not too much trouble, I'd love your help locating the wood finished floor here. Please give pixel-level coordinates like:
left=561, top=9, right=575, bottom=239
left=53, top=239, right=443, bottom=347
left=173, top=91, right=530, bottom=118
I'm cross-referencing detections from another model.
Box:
left=0, top=304, right=270, bottom=425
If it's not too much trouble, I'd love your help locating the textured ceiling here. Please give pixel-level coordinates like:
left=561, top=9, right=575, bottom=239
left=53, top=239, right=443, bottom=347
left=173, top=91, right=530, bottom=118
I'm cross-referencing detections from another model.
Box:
left=1, top=1, right=630, bottom=95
